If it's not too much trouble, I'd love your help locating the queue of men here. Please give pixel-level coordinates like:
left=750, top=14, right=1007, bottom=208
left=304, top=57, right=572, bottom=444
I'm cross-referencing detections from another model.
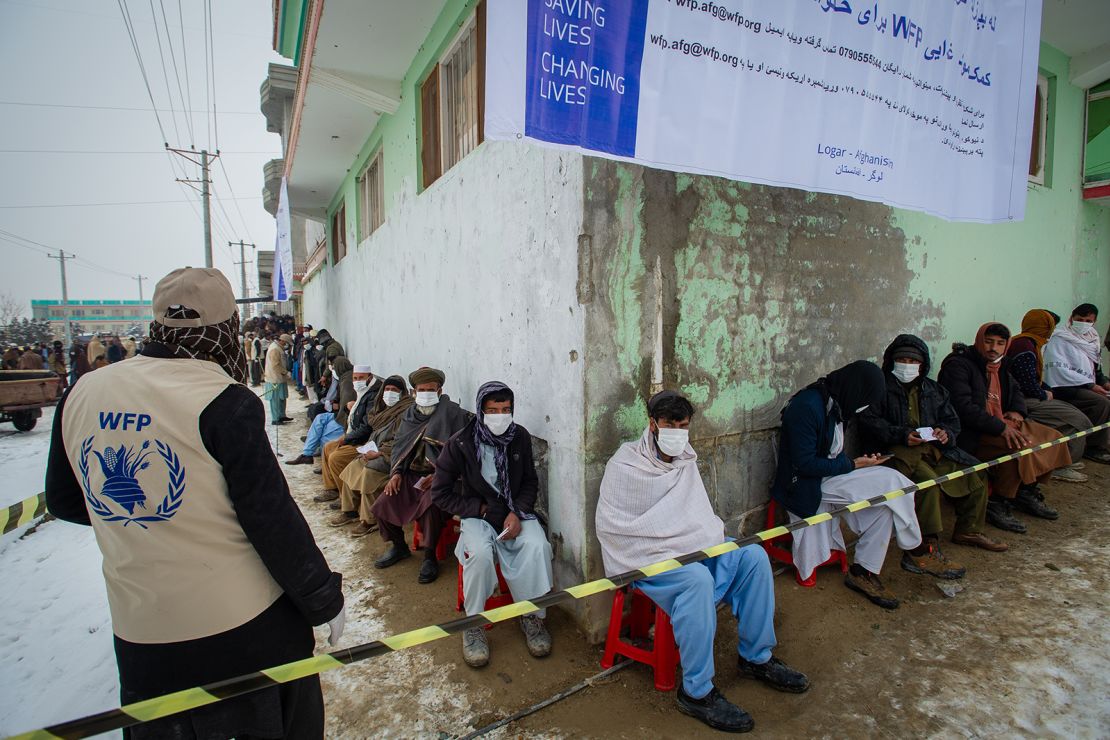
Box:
left=246, top=302, right=1107, bottom=734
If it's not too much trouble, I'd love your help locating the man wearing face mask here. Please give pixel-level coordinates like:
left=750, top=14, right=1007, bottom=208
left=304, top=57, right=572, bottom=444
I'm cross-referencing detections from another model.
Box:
left=372, top=367, right=472, bottom=583
left=431, top=382, right=554, bottom=668
left=939, top=323, right=1071, bottom=533
left=860, top=335, right=1004, bottom=565
left=598, top=391, right=807, bottom=734
left=1043, top=304, right=1110, bottom=465
left=286, top=357, right=357, bottom=466
left=311, top=329, right=345, bottom=399
left=314, top=365, right=382, bottom=503
left=334, top=377, right=413, bottom=537
left=773, top=361, right=922, bottom=610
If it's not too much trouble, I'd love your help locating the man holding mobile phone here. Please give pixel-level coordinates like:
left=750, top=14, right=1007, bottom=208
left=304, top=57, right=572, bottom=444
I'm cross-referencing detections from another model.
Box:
left=430, top=381, right=554, bottom=669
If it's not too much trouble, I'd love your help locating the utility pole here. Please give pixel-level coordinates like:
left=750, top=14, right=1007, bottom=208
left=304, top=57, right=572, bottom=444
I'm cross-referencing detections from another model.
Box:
left=47, top=250, right=74, bottom=349
left=133, top=274, right=148, bottom=303
left=231, top=240, right=256, bottom=317
left=168, top=146, right=219, bottom=269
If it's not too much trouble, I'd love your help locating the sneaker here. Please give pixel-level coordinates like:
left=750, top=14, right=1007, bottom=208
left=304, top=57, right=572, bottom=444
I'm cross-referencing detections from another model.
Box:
left=675, top=686, right=754, bottom=733
left=349, top=521, right=377, bottom=538
left=986, top=498, right=1027, bottom=534
left=418, top=558, right=440, bottom=584
left=327, top=511, right=357, bottom=527
left=1084, top=449, right=1110, bottom=465
left=737, top=655, right=809, bottom=693
left=313, top=490, right=340, bottom=502
left=844, top=568, right=899, bottom=610
left=951, top=532, right=1009, bottom=552
left=284, top=454, right=314, bottom=466
left=462, top=627, right=489, bottom=668
left=900, top=545, right=966, bottom=580
left=1013, top=486, right=1058, bottom=520
left=374, top=543, right=411, bottom=569
left=1051, top=467, right=1089, bottom=483
left=519, top=615, right=552, bottom=658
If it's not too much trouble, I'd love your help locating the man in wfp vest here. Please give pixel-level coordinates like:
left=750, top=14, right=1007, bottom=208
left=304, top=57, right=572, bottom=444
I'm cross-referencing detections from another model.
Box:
left=44, top=267, right=345, bottom=740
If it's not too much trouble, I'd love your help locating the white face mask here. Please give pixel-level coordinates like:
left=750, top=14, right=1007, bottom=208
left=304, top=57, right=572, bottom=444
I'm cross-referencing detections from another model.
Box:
left=415, top=391, right=440, bottom=408
left=353, top=380, right=368, bottom=393
left=1071, top=320, right=1095, bottom=336
left=315, top=344, right=323, bottom=351
left=655, top=427, right=689, bottom=457
left=484, top=413, right=513, bottom=436
left=891, top=362, right=920, bottom=383
left=330, top=368, right=338, bottom=379
left=382, top=390, right=401, bottom=407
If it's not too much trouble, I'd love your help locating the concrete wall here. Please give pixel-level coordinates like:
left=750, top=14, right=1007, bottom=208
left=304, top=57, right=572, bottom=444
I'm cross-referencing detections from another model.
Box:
left=575, top=42, right=1110, bottom=623
left=302, top=141, right=591, bottom=595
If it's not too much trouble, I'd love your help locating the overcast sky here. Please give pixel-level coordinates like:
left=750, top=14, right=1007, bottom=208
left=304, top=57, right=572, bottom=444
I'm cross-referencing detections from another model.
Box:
left=0, top=0, right=284, bottom=314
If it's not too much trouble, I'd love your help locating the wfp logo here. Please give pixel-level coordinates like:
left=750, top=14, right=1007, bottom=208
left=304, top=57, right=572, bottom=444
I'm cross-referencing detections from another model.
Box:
left=79, top=436, right=186, bottom=528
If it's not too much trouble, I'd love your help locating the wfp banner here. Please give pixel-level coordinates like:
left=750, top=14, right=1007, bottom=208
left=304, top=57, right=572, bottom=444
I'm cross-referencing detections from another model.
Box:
left=485, top=0, right=1042, bottom=223
left=272, top=176, right=293, bottom=302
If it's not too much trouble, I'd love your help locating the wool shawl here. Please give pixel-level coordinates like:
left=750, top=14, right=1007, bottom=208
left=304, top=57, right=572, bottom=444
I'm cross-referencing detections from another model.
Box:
left=596, top=427, right=724, bottom=577
left=1044, top=325, right=1101, bottom=387
left=389, top=394, right=472, bottom=475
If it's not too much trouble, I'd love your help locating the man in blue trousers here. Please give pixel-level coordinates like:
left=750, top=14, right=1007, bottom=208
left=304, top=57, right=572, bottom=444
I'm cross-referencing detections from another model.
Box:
left=597, top=391, right=808, bottom=733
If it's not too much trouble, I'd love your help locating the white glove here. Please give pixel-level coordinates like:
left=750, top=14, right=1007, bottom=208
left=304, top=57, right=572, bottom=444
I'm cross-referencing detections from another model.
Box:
left=326, top=606, right=346, bottom=647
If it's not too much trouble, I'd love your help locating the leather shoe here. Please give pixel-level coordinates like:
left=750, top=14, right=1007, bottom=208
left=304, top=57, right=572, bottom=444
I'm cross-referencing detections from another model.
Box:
left=278, top=416, right=294, bottom=423
left=374, top=543, right=411, bottom=569
left=313, top=490, right=340, bottom=503
left=986, top=498, right=1027, bottom=534
left=951, top=532, right=1008, bottom=552
left=676, top=686, right=753, bottom=733
left=284, top=454, right=314, bottom=465
left=1013, top=486, right=1058, bottom=520
left=844, top=568, right=899, bottom=610
left=737, top=655, right=809, bottom=693
left=418, top=558, right=440, bottom=584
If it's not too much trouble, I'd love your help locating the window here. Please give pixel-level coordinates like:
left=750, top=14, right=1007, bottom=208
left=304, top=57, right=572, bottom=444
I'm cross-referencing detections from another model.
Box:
left=331, top=203, right=347, bottom=264
left=421, top=1, right=486, bottom=188
left=92, top=309, right=104, bottom=316
left=1029, top=74, right=1049, bottom=185
left=357, top=150, right=385, bottom=241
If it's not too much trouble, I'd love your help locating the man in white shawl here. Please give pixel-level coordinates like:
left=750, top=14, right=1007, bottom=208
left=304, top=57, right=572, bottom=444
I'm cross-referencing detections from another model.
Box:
left=1043, top=303, right=1110, bottom=464
left=597, top=391, right=808, bottom=734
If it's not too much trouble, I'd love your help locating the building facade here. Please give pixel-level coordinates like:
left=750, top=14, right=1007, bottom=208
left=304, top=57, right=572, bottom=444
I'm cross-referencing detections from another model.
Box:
left=265, top=0, right=1110, bottom=636
left=31, top=300, right=153, bottom=338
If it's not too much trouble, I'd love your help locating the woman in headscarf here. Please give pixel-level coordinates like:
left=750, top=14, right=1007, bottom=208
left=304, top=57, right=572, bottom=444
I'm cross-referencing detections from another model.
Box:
left=1007, top=310, right=1096, bottom=474
left=335, top=375, right=414, bottom=537
left=771, top=360, right=922, bottom=610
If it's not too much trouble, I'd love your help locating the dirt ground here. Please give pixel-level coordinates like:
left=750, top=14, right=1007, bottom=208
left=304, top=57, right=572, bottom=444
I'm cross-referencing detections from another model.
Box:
left=274, top=393, right=1110, bottom=739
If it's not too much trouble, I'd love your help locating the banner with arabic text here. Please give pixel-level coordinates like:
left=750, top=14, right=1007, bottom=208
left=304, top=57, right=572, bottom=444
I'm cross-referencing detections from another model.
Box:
left=485, top=0, right=1042, bottom=222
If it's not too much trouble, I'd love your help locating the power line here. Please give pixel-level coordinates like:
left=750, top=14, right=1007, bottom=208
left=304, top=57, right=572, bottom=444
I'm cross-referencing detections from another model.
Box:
left=175, top=0, right=195, bottom=143
left=145, top=0, right=182, bottom=145
left=203, top=0, right=211, bottom=149
left=0, top=196, right=260, bottom=209
left=156, top=0, right=194, bottom=145
left=0, top=149, right=279, bottom=155
left=0, top=228, right=138, bottom=279
left=0, top=101, right=259, bottom=114
left=217, top=156, right=259, bottom=242
left=207, top=0, right=219, bottom=151
left=116, top=0, right=167, bottom=145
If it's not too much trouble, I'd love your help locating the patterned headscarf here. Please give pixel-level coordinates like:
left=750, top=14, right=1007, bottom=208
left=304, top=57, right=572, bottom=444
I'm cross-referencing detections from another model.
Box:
left=473, top=381, right=534, bottom=520
left=149, top=306, right=248, bottom=383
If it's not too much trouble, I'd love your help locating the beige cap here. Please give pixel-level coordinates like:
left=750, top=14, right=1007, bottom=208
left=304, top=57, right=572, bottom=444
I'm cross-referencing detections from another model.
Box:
left=152, top=267, right=237, bottom=328
left=279, top=333, right=293, bottom=344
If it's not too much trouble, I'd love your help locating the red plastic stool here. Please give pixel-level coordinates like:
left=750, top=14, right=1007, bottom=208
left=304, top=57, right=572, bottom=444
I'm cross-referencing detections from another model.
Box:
left=761, top=499, right=848, bottom=587
left=413, top=517, right=460, bottom=561
left=456, top=559, right=513, bottom=627
left=600, top=587, right=680, bottom=691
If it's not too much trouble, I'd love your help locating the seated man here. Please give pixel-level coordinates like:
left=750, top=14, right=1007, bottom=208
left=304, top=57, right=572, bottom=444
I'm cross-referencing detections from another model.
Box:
left=598, top=391, right=808, bottom=734
left=938, top=323, right=1071, bottom=533
left=285, top=357, right=357, bottom=465
left=860, top=335, right=1005, bottom=565
left=1043, top=303, right=1110, bottom=464
left=314, top=365, right=382, bottom=503
left=1008, top=309, right=1096, bottom=478
left=431, top=382, right=554, bottom=668
left=330, top=376, right=413, bottom=537
left=372, top=367, right=471, bottom=583
left=773, top=361, right=922, bottom=610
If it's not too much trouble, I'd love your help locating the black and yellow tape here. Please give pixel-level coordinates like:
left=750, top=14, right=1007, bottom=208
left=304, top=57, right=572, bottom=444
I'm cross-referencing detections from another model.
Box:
left=6, top=421, right=1108, bottom=740
left=1, top=492, right=46, bottom=537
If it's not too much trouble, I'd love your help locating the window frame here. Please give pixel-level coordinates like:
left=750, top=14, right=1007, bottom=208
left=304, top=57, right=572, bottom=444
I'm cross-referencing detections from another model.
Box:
left=357, top=149, right=385, bottom=242
left=331, top=203, right=347, bottom=264
left=1028, top=73, right=1049, bottom=185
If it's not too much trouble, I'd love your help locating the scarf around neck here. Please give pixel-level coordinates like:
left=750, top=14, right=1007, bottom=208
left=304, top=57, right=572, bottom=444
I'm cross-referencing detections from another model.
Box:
left=472, top=381, right=533, bottom=520
left=148, top=307, right=247, bottom=383
left=1011, top=309, right=1055, bottom=377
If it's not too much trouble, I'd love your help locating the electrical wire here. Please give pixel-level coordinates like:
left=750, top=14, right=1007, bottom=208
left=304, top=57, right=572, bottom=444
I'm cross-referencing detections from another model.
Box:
left=206, top=0, right=220, bottom=151
left=116, top=0, right=168, bottom=145
left=0, top=197, right=260, bottom=209
left=145, top=0, right=182, bottom=145
left=175, top=0, right=195, bottom=144
left=0, top=149, right=278, bottom=155
left=0, top=101, right=259, bottom=114
left=156, top=0, right=194, bottom=146
left=217, top=156, right=260, bottom=242
left=202, top=0, right=211, bottom=149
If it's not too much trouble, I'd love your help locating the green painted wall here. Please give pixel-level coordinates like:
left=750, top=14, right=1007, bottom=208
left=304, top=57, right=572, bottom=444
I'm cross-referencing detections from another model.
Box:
left=579, top=41, right=1110, bottom=541
left=323, top=0, right=480, bottom=258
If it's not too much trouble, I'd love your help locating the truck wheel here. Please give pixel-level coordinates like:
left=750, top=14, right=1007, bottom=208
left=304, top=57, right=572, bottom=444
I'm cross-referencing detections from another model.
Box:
left=12, top=412, right=37, bottom=432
